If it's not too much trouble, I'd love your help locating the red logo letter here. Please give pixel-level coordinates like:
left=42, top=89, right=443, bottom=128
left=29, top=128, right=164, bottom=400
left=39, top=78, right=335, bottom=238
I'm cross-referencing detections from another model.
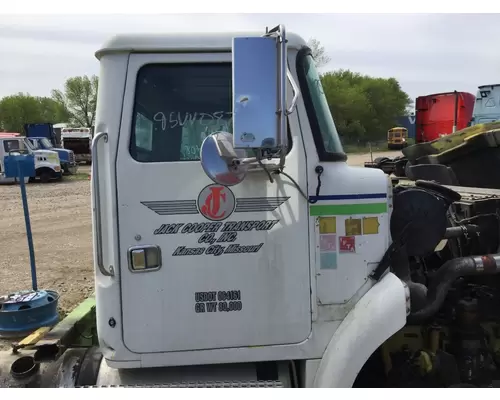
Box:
left=201, top=186, right=227, bottom=220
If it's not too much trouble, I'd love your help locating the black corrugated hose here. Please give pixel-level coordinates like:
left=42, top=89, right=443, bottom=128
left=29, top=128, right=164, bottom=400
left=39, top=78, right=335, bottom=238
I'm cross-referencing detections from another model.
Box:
left=408, top=254, right=500, bottom=323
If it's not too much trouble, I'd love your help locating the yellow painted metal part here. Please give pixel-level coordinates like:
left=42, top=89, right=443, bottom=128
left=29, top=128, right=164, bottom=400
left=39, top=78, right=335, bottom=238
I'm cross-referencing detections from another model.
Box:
left=428, top=121, right=500, bottom=153
left=12, top=326, right=52, bottom=352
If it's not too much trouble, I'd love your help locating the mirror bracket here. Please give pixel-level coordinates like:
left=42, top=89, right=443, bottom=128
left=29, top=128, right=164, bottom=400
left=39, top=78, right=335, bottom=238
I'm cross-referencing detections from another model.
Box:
left=262, top=25, right=300, bottom=170
left=263, top=26, right=300, bottom=113
left=199, top=24, right=301, bottom=186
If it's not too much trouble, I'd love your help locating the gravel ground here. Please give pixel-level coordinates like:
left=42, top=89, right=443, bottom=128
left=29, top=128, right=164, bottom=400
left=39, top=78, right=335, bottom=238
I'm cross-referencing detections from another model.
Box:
left=0, top=168, right=92, bottom=349
left=0, top=152, right=399, bottom=350
left=347, top=150, right=402, bottom=166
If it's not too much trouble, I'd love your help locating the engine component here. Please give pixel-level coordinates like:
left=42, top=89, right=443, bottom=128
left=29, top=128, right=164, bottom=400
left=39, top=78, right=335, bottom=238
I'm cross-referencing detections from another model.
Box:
left=385, top=348, right=462, bottom=388
left=408, top=255, right=500, bottom=323
left=415, top=180, right=462, bottom=203
left=444, top=225, right=479, bottom=239
left=390, top=186, right=450, bottom=257
left=450, top=298, right=497, bottom=386
left=380, top=319, right=500, bottom=388
left=368, top=179, right=500, bottom=388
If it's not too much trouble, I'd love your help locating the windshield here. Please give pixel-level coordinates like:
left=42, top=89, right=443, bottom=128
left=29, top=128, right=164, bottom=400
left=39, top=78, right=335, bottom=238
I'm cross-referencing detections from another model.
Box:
left=297, top=51, right=344, bottom=159
left=40, top=138, right=53, bottom=149
left=2, top=139, right=31, bottom=153
left=23, top=138, right=35, bottom=151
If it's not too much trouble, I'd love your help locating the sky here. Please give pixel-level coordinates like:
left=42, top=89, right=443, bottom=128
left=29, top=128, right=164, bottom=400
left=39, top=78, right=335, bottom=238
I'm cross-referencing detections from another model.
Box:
left=0, top=13, right=499, bottom=103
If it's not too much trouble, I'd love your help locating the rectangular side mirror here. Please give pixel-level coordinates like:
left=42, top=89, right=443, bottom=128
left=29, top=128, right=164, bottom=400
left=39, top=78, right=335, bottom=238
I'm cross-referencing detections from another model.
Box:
left=232, top=36, right=280, bottom=150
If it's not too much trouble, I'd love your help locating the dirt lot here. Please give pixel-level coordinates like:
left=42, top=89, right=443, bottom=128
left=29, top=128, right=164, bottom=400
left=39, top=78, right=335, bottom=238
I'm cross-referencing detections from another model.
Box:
left=0, top=166, right=92, bottom=349
left=0, top=152, right=400, bottom=349
left=347, top=150, right=401, bottom=167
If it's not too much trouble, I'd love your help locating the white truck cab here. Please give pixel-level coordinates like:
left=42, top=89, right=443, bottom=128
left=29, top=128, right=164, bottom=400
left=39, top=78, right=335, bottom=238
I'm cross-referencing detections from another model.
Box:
left=92, top=25, right=408, bottom=387
left=470, top=84, right=500, bottom=126
left=0, top=134, right=62, bottom=183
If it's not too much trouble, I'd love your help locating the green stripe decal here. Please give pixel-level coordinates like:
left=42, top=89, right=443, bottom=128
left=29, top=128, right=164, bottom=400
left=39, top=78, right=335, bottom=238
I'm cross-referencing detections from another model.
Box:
left=309, top=202, right=387, bottom=216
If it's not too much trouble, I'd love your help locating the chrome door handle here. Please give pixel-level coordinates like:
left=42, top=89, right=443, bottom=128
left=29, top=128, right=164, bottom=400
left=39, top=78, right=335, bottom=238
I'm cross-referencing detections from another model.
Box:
left=128, top=245, right=162, bottom=273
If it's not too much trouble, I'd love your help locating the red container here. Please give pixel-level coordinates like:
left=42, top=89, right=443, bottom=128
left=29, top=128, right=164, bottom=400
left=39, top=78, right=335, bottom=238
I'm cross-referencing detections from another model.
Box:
left=415, top=91, right=475, bottom=143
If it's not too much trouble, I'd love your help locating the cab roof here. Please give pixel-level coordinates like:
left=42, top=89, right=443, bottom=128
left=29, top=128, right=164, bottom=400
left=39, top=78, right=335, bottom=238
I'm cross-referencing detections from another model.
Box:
left=478, top=84, right=500, bottom=89
left=95, top=31, right=307, bottom=59
left=0, top=132, right=21, bottom=137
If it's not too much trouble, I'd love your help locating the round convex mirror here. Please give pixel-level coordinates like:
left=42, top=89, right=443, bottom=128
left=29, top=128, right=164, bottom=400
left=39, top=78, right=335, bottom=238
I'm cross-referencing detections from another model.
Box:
left=200, top=131, right=247, bottom=186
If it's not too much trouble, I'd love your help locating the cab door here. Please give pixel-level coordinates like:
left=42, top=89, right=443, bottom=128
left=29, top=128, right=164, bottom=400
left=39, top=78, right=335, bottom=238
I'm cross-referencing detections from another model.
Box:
left=115, top=52, right=312, bottom=354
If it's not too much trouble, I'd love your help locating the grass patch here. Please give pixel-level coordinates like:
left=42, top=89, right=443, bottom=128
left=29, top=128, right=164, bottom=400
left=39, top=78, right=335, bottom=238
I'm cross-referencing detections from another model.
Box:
left=64, top=172, right=90, bottom=181
left=344, top=138, right=416, bottom=154
left=344, top=143, right=387, bottom=154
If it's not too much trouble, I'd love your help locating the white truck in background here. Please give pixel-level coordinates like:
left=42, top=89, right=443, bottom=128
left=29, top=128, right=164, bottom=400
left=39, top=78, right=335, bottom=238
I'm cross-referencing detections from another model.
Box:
left=470, top=84, right=500, bottom=126
left=0, top=134, right=62, bottom=183
left=61, top=127, right=92, bottom=165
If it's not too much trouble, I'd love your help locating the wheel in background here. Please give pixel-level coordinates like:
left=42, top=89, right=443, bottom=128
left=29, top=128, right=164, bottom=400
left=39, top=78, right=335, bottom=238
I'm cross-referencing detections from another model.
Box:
left=39, top=171, right=51, bottom=184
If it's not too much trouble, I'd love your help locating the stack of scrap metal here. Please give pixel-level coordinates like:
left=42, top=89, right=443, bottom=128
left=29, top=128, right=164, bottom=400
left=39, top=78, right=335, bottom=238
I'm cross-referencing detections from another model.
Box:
left=403, top=122, right=500, bottom=189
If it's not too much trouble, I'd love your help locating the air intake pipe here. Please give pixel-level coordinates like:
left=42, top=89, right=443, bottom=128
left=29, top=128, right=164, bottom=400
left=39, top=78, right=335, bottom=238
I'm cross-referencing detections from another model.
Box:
left=407, top=254, right=500, bottom=323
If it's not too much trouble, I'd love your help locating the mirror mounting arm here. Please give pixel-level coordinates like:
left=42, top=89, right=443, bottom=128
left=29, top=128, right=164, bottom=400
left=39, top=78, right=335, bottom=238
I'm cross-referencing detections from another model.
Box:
left=265, top=26, right=300, bottom=115
left=286, top=69, right=301, bottom=115
left=202, top=24, right=304, bottom=186
left=264, top=25, right=288, bottom=157
left=278, top=25, right=287, bottom=162
left=265, top=25, right=299, bottom=170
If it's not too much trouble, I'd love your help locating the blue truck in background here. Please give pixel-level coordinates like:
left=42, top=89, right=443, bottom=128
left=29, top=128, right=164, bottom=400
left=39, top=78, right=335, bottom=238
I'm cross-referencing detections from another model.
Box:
left=396, top=115, right=416, bottom=140
left=23, top=123, right=78, bottom=175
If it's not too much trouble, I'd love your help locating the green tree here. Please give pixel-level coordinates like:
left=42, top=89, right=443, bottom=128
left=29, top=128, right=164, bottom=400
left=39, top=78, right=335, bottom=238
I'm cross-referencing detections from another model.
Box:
left=38, top=96, right=70, bottom=122
left=320, top=69, right=412, bottom=144
left=307, top=38, right=331, bottom=68
left=0, top=93, right=70, bottom=133
left=51, top=75, right=98, bottom=128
